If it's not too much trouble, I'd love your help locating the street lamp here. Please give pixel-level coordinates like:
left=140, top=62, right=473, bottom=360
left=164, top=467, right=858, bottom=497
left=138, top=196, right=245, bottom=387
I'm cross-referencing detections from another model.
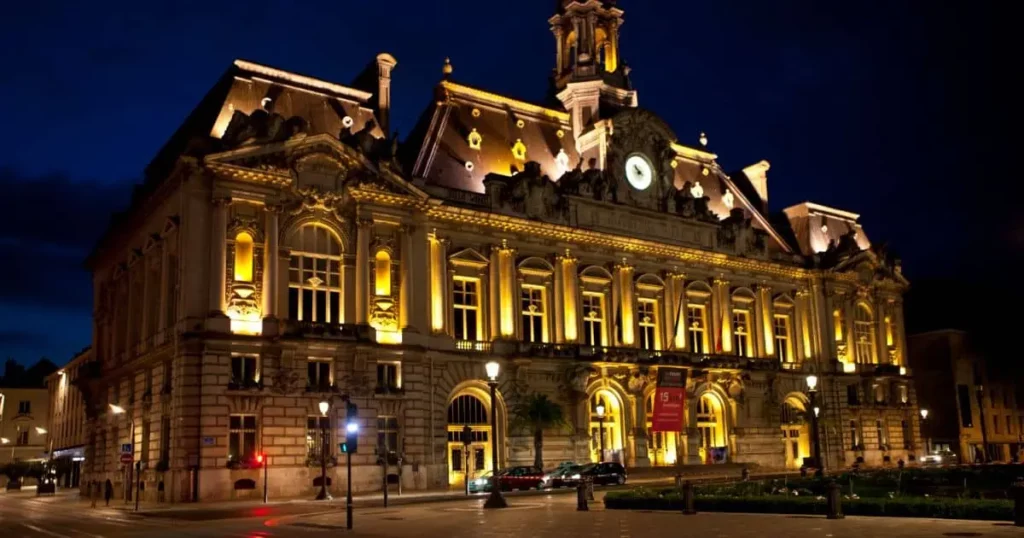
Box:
left=109, top=403, right=139, bottom=510
left=919, top=408, right=930, bottom=455
left=806, top=375, right=823, bottom=478
left=316, top=400, right=331, bottom=500
left=483, top=361, right=507, bottom=509
left=595, top=403, right=606, bottom=462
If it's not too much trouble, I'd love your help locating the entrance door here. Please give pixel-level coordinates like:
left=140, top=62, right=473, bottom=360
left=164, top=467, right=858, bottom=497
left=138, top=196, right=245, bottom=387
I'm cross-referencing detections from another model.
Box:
left=447, top=428, right=491, bottom=486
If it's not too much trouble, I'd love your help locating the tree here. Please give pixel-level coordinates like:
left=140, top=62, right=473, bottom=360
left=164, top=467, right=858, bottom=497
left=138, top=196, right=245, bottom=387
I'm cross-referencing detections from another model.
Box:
left=511, top=393, right=569, bottom=470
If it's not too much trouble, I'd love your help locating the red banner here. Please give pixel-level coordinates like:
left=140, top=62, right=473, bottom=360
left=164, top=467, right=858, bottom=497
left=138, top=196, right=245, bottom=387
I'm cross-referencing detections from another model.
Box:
left=651, top=369, right=686, bottom=432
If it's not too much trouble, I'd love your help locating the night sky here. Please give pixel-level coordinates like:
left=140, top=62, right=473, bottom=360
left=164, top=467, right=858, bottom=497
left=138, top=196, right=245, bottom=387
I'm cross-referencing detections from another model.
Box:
left=0, top=1, right=1017, bottom=367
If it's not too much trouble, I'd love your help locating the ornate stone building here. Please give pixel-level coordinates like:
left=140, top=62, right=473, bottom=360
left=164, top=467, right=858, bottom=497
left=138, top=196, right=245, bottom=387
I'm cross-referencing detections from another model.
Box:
left=81, top=1, right=919, bottom=502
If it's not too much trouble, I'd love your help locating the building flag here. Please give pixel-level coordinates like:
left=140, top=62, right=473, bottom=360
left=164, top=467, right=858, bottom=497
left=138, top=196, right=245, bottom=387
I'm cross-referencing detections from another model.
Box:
left=651, top=368, right=686, bottom=432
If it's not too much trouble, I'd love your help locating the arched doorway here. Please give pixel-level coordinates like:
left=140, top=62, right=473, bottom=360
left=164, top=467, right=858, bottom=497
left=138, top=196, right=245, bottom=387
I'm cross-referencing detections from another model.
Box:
left=781, top=396, right=811, bottom=470
left=645, top=392, right=678, bottom=465
left=447, top=391, right=492, bottom=486
left=696, top=393, right=727, bottom=464
left=588, top=390, right=624, bottom=463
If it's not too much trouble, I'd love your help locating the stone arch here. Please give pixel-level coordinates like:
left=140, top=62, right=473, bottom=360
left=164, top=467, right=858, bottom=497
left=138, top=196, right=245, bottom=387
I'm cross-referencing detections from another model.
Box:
left=517, top=256, right=554, bottom=273
left=579, top=264, right=613, bottom=280
left=584, top=377, right=631, bottom=464
left=434, top=363, right=510, bottom=486
left=281, top=213, right=350, bottom=253
left=689, top=383, right=733, bottom=464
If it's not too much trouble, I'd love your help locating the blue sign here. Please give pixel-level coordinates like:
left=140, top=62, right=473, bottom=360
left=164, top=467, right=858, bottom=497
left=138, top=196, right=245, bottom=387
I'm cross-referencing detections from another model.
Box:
left=120, top=443, right=132, bottom=454
left=202, top=436, right=216, bottom=447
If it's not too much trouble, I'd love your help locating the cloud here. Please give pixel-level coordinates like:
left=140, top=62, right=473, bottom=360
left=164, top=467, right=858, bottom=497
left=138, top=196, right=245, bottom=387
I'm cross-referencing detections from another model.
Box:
left=0, top=168, right=132, bottom=310
left=0, top=330, right=48, bottom=348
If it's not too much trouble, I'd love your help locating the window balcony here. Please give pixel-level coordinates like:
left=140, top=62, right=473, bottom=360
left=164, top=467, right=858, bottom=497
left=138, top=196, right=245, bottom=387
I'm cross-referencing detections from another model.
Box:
left=305, top=382, right=338, bottom=394
left=455, top=340, right=492, bottom=352
left=374, top=384, right=405, bottom=396
left=283, top=320, right=362, bottom=340
left=227, top=378, right=263, bottom=391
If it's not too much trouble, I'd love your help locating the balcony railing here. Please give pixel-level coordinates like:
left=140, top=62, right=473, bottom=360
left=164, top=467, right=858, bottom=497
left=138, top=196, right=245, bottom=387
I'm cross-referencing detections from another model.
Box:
left=283, top=321, right=362, bottom=340
left=455, top=340, right=492, bottom=352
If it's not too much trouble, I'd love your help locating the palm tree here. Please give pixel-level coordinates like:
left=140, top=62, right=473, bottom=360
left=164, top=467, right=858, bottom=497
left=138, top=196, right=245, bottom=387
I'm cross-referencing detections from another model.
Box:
left=512, top=393, right=569, bottom=470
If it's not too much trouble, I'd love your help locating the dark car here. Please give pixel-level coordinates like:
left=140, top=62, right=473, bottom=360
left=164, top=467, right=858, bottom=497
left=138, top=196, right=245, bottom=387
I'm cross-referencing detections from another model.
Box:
left=545, top=463, right=587, bottom=488
left=468, top=470, right=502, bottom=493
left=563, top=462, right=627, bottom=487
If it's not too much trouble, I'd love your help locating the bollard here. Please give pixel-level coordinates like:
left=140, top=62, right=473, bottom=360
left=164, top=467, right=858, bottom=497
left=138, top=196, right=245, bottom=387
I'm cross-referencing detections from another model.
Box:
left=741, top=467, right=750, bottom=482
left=1011, top=478, right=1024, bottom=527
left=576, top=481, right=589, bottom=511
left=681, top=480, right=697, bottom=515
left=826, top=480, right=845, bottom=520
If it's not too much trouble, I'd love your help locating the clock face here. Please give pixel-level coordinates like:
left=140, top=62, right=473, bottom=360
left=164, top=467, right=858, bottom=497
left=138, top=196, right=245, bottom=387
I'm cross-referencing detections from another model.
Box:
left=625, top=153, right=653, bottom=191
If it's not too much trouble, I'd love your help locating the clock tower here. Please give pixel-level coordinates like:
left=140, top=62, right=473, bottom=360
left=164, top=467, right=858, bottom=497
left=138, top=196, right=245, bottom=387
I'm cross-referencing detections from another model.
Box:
left=550, top=0, right=638, bottom=170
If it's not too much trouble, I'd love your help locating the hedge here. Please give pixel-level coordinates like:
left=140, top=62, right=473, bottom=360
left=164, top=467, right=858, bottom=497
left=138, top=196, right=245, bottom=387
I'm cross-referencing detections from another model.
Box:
left=603, top=491, right=1014, bottom=521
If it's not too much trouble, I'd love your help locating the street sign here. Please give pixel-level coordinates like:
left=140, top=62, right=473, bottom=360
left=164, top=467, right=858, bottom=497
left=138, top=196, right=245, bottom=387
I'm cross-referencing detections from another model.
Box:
left=202, top=436, right=215, bottom=447
left=120, top=443, right=132, bottom=454
left=120, top=453, right=134, bottom=464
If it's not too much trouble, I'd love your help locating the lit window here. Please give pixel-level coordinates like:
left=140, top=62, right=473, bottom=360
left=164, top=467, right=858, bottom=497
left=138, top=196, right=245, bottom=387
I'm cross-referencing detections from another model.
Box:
left=773, top=314, right=792, bottom=362
left=876, top=419, right=888, bottom=448
left=375, top=251, right=391, bottom=296
left=853, top=304, right=876, bottom=364
left=511, top=139, right=527, bottom=160
left=306, top=416, right=331, bottom=461
left=467, top=128, right=482, bottom=150
left=307, top=359, right=332, bottom=391
left=378, top=416, right=399, bottom=454
left=582, top=292, right=606, bottom=347
left=732, top=310, right=752, bottom=357
left=229, top=415, right=257, bottom=462
left=376, top=362, right=401, bottom=392
left=520, top=286, right=546, bottom=343
left=833, top=308, right=844, bottom=341
left=687, top=305, right=707, bottom=354
left=287, top=224, right=343, bottom=323
left=453, top=278, right=480, bottom=341
left=638, top=299, right=659, bottom=351
left=233, top=232, right=254, bottom=282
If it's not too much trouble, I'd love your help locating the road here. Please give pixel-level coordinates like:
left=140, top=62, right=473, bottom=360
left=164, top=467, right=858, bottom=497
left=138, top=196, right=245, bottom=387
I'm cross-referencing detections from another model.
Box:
left=2, top=487, right=1020, bottom=537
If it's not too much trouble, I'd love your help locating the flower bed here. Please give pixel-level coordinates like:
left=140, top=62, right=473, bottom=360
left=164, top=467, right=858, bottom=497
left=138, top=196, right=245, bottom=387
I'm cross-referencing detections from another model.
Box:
left=603, top=490, right=1014, bottom=521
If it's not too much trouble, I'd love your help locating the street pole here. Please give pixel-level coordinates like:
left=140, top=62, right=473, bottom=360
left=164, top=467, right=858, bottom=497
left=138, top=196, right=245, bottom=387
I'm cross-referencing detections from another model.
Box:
left=134, top=461, right=141, bottom=512
left=263, top=455, right=268, bottom=504
left=483, top=378, right=507, bottom=509
left=382, top=434, right=388, bottom=508
left=809, top=390, right=823, bottom=477
left=462, top=424, right=471, bottom=496
left=598, top=416, right=606, bottom=462
left=346, top=451, right=353, bottom=530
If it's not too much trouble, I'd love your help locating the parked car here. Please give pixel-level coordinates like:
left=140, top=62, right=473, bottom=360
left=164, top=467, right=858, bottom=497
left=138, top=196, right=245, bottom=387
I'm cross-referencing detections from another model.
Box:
left=562, top=462, right=627, bottom=487
left=498, top=466, right=546, bottom=491
left=468, top=470, right=502, bottom=493
left=542, top=462, right=578, bottom=487
left=545, top=463, right=588, bottom=488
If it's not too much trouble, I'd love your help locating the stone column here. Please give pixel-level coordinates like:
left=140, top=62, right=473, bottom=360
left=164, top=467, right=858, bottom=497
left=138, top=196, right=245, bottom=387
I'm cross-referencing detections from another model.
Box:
left=429, top=233, right=448, bottom=335
left=208, top=198, right=229, bottom=316
left=262, top=207, right=279, bottom=319
left=666, top=272, right=686, bottom=350
left=354, top=218, right=371, bottom=325
left=399, top=225, right=413, bottom=330
left=552, top=254, right=565, bottom=343
left=408, top=222, right=429, bottom=335
left=795, top=289, right=811, bottom=362
left=553, top=25, right=564, bottom=74
left=613, top=260, right=635, bottom=346
left=810, top=278, right=829, bottom=361
left=712, top=278, right=731, bottom=354
left=758, top=284, right=775, bottom=358
left=894, top=300, right=908, bottom=366
left=157, top=239, right=170, bottom=336
left=556, top=250, right=579, bottom=343
left=876, top=298, right=889, bottom=364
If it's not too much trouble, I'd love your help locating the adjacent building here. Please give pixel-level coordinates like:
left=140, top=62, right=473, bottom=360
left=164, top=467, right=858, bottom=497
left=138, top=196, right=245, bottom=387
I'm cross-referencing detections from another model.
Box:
left=80, top=1, right=919, bottom=502
left=45, top=347, right=93, bottom=488
left=0, top=387, right=50, bottom=467
left=909, top=329, right=1023, bottom=463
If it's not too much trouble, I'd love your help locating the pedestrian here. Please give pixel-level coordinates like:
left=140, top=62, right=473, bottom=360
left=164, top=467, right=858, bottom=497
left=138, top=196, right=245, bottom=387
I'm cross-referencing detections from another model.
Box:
left=90, top=480, right=97, bottom=508
left=104, top=479, right=113, bottom=506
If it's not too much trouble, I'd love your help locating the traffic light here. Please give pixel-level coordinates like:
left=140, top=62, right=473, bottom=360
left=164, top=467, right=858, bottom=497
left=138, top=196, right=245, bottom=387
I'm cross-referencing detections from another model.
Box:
left=342, top=421, right=359, bottom=453
left=256, top=453, right=265, bottom=464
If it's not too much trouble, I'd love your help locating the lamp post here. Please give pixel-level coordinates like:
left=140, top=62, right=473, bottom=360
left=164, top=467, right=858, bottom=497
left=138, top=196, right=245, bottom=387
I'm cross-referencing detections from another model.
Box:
left=316, top=400, right=330, bottom=501
left=806, top=375, right=823, bottom=477
left=595, top=403, right=606, bottom=462
left=919, top=408, right=929, bottom=456
left=483, top=361, right=507, bottom=509
left=109, top=404, right=138, bottom=510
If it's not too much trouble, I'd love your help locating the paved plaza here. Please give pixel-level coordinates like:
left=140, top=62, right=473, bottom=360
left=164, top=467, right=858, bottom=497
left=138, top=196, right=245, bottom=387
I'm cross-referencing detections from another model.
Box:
left=0, top=490, right=1019, bottom=537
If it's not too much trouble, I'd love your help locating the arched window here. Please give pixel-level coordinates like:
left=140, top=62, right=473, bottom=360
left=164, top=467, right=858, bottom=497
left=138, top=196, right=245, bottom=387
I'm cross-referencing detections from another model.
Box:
left=589, top=390, right=623, bottom=463
left=374, top=251, right=391, bottom=296
left=447, top=394, right=489, bottom=425
left=233, top=232, right=254, bottom=282
left=287, top=224, right=342, bottom=323
left=854, top=303, right=877, bottom=364
left=696, top=393, right=727, bottom=463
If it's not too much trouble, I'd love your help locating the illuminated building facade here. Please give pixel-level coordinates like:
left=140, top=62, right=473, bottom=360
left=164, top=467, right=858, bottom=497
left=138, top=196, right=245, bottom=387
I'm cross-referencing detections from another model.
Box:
left=45, top=347, right=92, bottom=489
left=81, top=1, right=919, bottom=501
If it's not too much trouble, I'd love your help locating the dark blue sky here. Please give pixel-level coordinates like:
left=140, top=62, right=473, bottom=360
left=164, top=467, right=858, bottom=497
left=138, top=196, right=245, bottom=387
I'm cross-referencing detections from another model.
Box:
left=0, top=1, right=1016, bottom=366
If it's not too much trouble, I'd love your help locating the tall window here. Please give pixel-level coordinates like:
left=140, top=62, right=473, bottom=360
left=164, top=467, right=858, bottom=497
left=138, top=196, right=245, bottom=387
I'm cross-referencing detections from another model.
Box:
left=307, top=358, right=332, bottom=391
left=140, top=420, right=151, bottom=463
left=160, top=416, right=171, bottom=464
left=17, top=430, right=28, bottom=445
left=453, top=278, right=480, bottom=340
left=957, top=385, right=973, bottom=427
left=773, top=314, right=793, bottom=362
left=637, top=299, right=659, bottom=351
left=233, top=232, right=254, bottom=282
left=687, top=305, right=707, bottom=353
left=901, top=420, right=912, bottom=449
left=306, top=416, right=331, bottom=461
left=374, top=251, right=391, bottom=296
left=732, top=310, right=752, bottom=357
left=228, top=415, right=257, bottom=462
left=849, top=420, right=861, bottom=449
left=853, top=304, right=876, bottom=364
left=521, top=286, right=546, bottom=343
left=847, top=384, right=861, bottom=406
left=582, top=292, right=605, bottom=347
left=287, top=224, right=342, bottom=323
left=378, top=416, right=399, bottom=455
left=17, top=401, right=30, bottom=414
left=876, top=419, right=888, bottom=448
left=376, top=362, right=401, bottom=392
left=230, top=356, right=258, bottom=388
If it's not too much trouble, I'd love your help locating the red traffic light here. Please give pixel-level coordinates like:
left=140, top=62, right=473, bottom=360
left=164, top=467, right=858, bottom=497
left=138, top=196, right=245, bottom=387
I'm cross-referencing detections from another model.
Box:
left=256, top=454, right=265, bottom=464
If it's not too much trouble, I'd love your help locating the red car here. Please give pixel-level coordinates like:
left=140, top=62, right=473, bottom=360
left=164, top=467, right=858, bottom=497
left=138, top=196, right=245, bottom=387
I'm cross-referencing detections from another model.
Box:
left=497, top=466, right=545, bottom=491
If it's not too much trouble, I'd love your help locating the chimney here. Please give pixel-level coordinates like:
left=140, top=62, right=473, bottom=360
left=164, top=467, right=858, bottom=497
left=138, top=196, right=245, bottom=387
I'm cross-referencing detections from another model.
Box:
left=375, top=53, right=397, bottom=135
left=741, top=160, right=771, bottom=205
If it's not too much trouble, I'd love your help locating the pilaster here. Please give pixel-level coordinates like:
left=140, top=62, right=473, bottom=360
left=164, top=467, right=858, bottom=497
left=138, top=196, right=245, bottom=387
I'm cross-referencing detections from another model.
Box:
left=354, top=218, right=372, bottom=325
left=613, top=259, right=635, bottom=346
left=207, top=198, right=230, bottom=322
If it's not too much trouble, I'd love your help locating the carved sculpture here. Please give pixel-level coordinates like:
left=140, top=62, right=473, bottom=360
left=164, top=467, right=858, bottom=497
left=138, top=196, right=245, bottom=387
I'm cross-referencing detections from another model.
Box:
left=484, top=162, right=566, bottom=222
left=673, top=182, right=717, bottom=222
left=221, top=109, right=308, bottom=148
left=718, top=208, right=766, bottom=257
